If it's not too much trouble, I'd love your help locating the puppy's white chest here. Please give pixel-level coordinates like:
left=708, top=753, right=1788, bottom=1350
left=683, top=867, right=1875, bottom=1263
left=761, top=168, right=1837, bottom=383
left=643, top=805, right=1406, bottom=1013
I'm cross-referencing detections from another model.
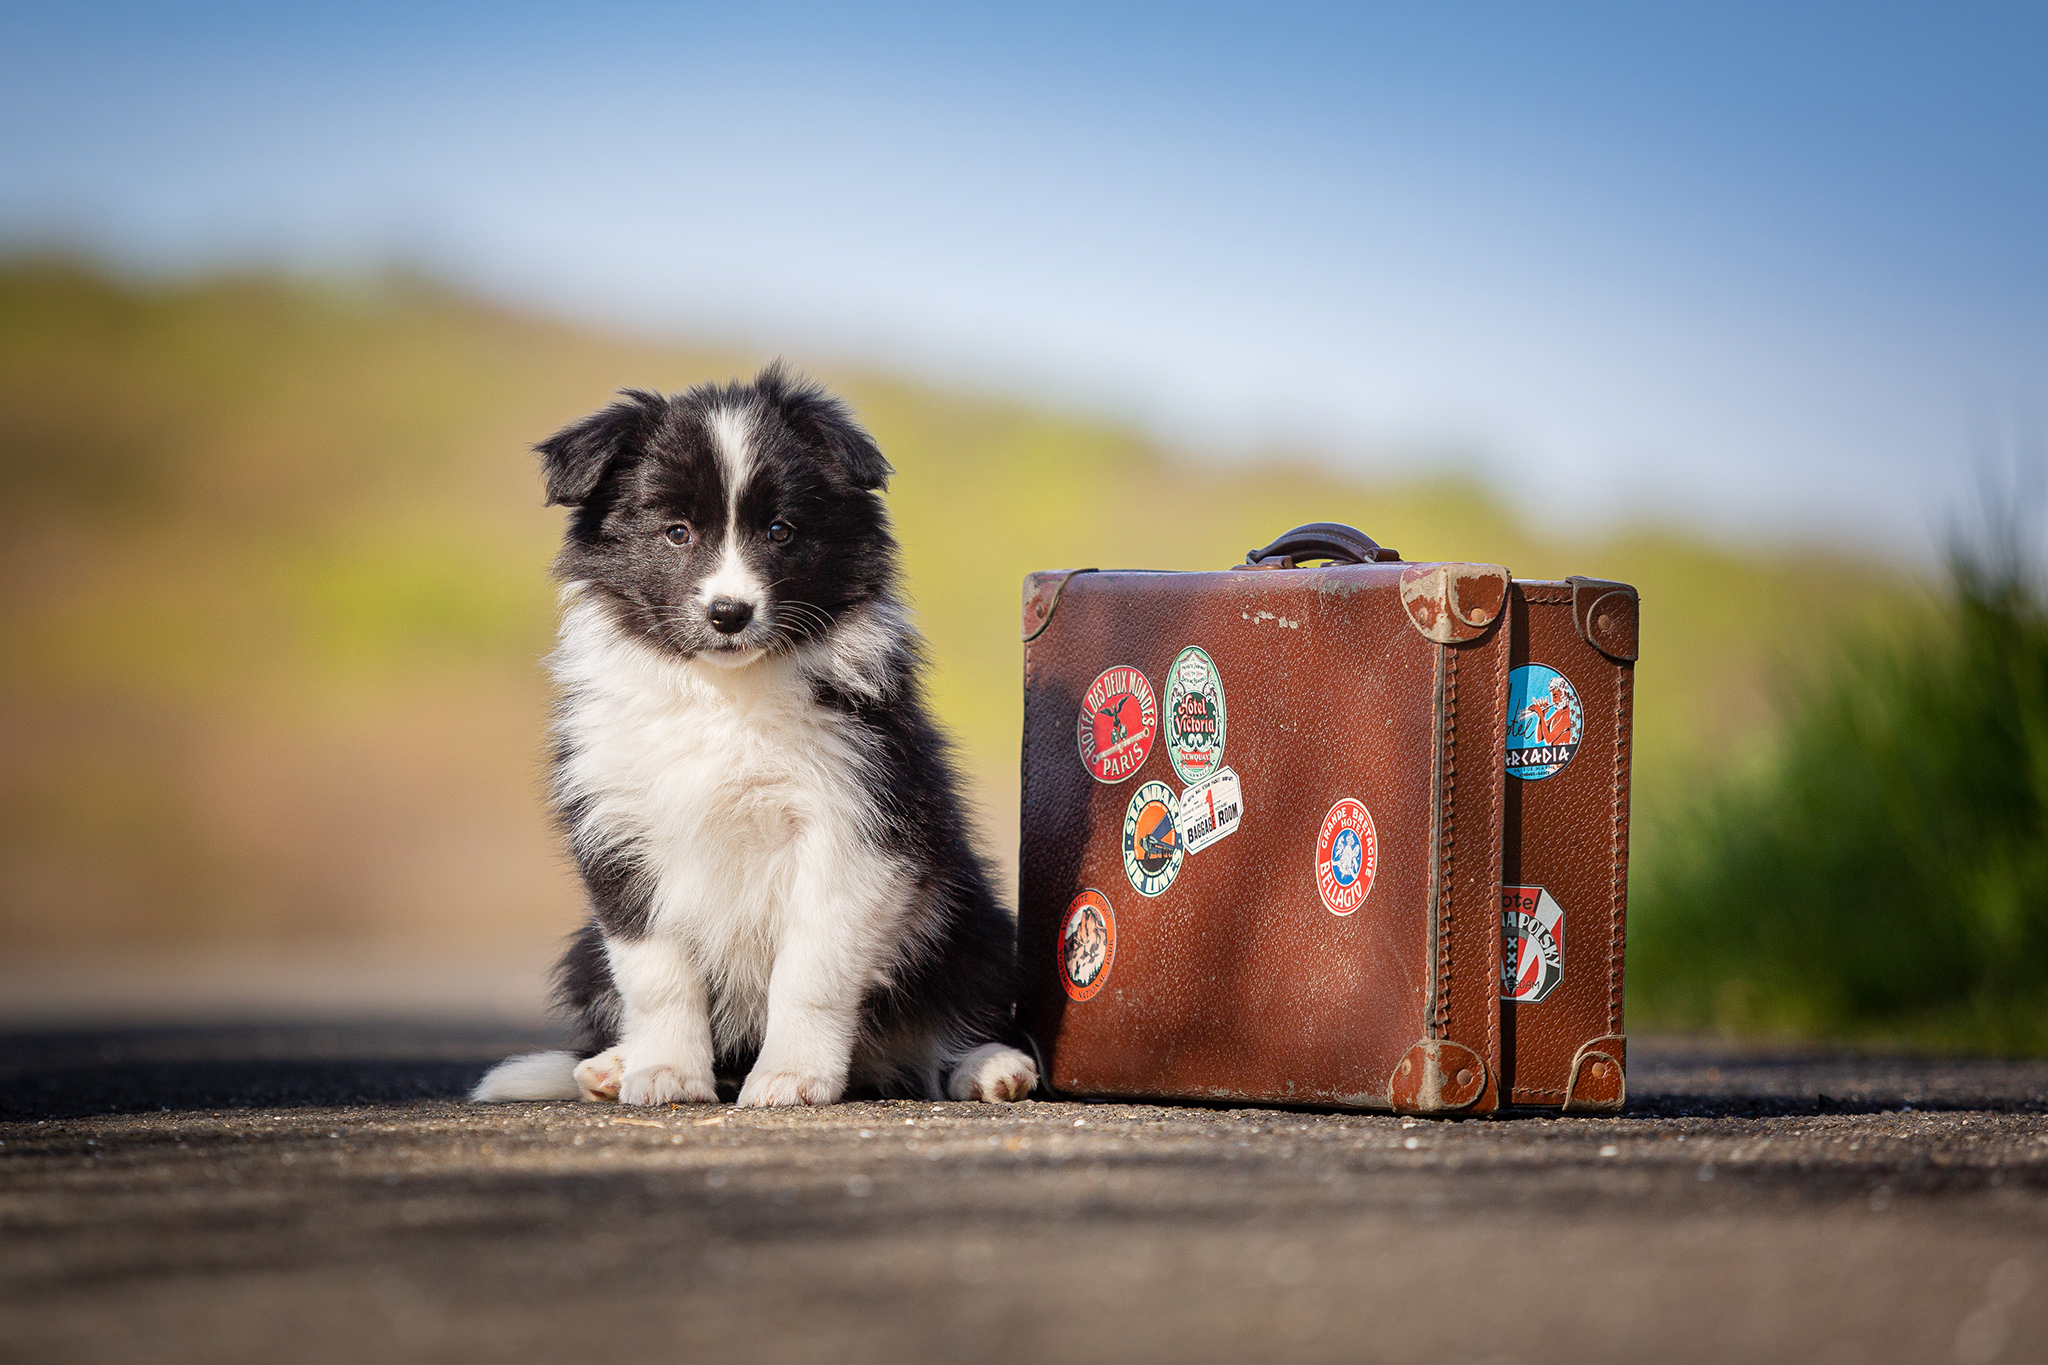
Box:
left=555, top=622, right=870, bottom=939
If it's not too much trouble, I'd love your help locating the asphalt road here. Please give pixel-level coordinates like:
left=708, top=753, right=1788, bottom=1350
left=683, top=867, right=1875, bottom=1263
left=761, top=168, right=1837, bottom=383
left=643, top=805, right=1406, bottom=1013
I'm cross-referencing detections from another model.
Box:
left=3, top=1023, right=2046, bottom=1365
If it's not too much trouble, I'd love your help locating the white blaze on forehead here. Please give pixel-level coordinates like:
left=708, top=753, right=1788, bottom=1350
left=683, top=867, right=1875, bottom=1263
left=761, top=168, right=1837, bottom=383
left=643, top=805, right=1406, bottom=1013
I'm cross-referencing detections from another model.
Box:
left=700, top=403, right=764, bottom=608
left=706, top=404, right=756, bottom=504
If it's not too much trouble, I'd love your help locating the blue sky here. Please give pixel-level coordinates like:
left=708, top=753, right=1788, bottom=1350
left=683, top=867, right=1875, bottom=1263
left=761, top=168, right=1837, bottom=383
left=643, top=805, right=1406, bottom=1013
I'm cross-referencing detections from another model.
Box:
left=6, top=3, right=2045, bottom=549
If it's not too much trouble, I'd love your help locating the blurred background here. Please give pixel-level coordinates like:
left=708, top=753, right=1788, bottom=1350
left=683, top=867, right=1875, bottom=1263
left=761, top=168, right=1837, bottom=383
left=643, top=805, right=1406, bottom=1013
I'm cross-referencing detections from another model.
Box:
left=2, top=3, right=2044, bottom=1047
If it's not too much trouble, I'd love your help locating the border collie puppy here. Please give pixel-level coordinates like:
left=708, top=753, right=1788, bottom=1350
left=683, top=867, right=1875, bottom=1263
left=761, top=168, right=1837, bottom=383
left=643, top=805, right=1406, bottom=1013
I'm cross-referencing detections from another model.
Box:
left=472, top=365, right=1037, bottom=1107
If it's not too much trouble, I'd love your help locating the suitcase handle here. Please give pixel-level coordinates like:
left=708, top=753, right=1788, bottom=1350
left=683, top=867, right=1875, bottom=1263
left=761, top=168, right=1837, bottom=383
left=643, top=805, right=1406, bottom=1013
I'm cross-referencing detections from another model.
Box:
left=1244, top=522, right=1401, bottom=568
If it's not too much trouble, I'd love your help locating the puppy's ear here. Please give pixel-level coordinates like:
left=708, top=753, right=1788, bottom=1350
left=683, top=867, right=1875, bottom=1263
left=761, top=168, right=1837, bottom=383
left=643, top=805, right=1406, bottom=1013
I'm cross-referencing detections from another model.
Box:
left=755, top=361, right=893, bottom=491
left=535, top=390, right=666, bottom=507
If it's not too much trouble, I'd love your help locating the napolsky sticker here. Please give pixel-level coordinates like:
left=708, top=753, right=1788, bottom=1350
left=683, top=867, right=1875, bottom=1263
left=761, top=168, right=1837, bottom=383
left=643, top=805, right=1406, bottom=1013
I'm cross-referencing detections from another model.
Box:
left=1060, top=889, right=1116, bottom=1001
left=1121, top=780, right=1185, bottom=897
left=1176, top=766, right=1245, bottom=855
left=1077, top=665, right=1159, bottom=783
left=1505, top=664, right=1584, bottom=781
left=1500, top=884, right=1565, bottom=1003
left=1163, top=645, right=1228, bottom=783
left=1314, top=798, right=1378, bottom=915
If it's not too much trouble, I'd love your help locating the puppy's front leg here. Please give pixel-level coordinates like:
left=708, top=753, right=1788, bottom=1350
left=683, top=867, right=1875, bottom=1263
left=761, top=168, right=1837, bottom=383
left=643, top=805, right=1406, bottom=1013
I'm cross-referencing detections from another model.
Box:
left=606, top=933, right=720, bottom=1106
left=737, top=858, right=892, bottom=1106
left=736, top=927, right=863, bottom=1107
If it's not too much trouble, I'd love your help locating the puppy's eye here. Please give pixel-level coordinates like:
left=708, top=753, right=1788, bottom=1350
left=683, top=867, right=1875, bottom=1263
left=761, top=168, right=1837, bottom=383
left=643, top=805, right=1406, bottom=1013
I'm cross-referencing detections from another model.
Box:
left=767, top=521, right=795, bottom=544
left=663, top=523, right=694, bottom=546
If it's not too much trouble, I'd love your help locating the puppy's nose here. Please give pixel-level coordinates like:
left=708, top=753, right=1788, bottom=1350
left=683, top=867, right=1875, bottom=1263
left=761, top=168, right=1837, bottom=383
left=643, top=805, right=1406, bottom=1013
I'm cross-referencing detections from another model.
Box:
left=706, top=597, right=755, bottom=635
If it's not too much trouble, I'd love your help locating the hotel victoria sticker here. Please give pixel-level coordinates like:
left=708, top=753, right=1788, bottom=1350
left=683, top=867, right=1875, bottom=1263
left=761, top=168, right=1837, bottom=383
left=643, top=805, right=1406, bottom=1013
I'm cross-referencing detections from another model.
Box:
left=1163, top=646, right=1227, bottom=783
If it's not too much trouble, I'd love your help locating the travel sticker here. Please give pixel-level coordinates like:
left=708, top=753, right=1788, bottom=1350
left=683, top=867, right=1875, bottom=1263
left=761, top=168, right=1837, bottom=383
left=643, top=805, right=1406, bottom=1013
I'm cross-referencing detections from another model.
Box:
left=1163, top=645, right=1228, bottom=783
left=1314, top=798, right=1378, bottom=916
left=1176, top=766, right=1245, bottom=855
left=1121, top=780, right=1185, bottom=897
left=1505, top=664, right=1584, bottom=781
left=1500, top=885, right=1565, bottom=1003
left=1060, top=889, right=1116, bottom=1001
left=1077, top=665, right=1159, bottom=783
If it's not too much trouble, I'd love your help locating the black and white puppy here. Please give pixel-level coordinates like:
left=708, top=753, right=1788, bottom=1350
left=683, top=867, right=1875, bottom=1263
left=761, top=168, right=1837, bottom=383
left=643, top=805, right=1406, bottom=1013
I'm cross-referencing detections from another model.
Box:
left=472, top=365, right=1037, bottom=1107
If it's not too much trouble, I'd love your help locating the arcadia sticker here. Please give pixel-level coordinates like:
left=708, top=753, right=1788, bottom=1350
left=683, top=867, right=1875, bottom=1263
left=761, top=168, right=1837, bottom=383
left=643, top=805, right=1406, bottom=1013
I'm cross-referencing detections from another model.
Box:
left=1505, top=664, right=1584, bottom=781
left=1077, top=665, right=1159, bottom=783
left=1121, top=780, right=1185, bottom=897
left=1164, top=646, right=1228, bottom=783
left=1060, top=889, right=1116, bottom=1001
left=1500, top=885, right=1565, bottom=1003
left=1176, top=766, right=1245, bottom=855
left=1314, top=798, right=1378, bottom=916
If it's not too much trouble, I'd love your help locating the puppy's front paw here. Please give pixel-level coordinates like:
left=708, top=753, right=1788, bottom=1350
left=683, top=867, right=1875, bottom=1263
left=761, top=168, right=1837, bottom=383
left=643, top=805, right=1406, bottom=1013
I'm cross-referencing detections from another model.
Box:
left=947, top=1043, right=1039, bottom=1103
left=736, top=1069, right=844, bottom=1107
left=575, top=1048, right=624, bottom=1102
left=620, top=1065, right=719, bottom=1106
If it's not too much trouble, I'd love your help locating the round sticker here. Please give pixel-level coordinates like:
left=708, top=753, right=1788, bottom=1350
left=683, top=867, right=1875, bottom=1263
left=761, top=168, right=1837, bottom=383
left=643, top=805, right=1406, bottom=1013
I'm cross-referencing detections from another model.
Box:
left=1121, top=780, right=1185, bottom=897
left=1060, top=889, right=1116, bottom=1001
left=1077, top=665, right=1159, bottom=783
left=1506, top=664, right=1585, bottom=781
left=1315, top=798, right=1378, bottom=916
left=1164, top=646, right=1228, bottom=784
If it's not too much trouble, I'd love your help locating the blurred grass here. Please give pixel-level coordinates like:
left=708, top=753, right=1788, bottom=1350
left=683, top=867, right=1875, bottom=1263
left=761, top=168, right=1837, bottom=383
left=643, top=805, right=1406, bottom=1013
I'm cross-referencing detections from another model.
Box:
left=1631, top=532, right=2048, bottom=1051
left=0, top=256, right=1906, bottom=982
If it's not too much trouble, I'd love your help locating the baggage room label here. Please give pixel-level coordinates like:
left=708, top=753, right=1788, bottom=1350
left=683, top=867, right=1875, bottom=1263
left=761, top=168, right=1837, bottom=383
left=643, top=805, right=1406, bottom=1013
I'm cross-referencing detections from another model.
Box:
left=1176, top=766, right=1244, bottom=855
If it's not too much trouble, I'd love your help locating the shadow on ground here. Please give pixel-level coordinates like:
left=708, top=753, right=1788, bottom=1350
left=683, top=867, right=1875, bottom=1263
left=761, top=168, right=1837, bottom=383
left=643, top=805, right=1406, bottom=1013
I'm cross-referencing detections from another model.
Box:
left=5, top=1024, right=2046, bottom=1122
left=0, top=1023, right=570, bottom=1120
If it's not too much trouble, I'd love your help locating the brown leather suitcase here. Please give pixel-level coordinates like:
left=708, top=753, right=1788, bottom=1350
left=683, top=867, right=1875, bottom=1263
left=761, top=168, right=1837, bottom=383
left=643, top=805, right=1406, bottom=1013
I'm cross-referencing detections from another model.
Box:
left=1016, top=523, right=1638, bottom=1115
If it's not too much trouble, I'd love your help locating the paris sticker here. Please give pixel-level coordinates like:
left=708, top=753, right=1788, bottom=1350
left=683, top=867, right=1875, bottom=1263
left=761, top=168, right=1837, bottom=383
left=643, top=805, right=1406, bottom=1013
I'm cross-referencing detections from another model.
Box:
left=1077, top=665, right=1159, bottom=783
left=1060, top=889, right=1116, bottom=1002
left=1121, top=780, right=1185, bottom=897
left=1500, top=884, right=1565, bottom=1003
left=1314, top=797, right=1378, bottom=916
left=1505, top=663, right=1584, bottom=780
left=1163, top=645, right=1227, bottom=783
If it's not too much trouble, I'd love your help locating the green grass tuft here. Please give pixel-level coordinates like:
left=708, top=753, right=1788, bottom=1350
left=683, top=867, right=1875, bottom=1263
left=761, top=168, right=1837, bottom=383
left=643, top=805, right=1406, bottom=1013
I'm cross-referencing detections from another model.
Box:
left=1630, top=526, right=2048, bottom=1051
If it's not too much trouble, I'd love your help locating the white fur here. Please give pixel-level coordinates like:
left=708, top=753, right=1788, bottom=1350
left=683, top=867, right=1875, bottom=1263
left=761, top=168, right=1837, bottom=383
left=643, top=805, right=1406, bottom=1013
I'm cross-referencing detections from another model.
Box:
left=698, top=403, right=765, bottom=617
left=468, top=1051, right=581, bottom=1102
left=574, top=1047, right=625, bottom=1101
left=549, top=587, right=925, bottom=1106
left=946, top=1043, right=1039, bottom=1102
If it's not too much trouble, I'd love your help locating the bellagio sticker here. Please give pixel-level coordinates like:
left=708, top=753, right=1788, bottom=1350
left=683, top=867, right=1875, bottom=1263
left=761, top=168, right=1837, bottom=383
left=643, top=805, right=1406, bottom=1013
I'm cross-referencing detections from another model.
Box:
left=1176, top=766, right=1245, bottom=855
left=1164, top=646, right=1227, bottom=783
left=1121, top=780, right=1185, bottom=897
left=1500, top=885, right=1564, bottom=1003
left=1060, top=889, right=1116, bottom=1001
left=1505, top=664, right=1584, bottom=781
left=1077, top=665, right=1159, bottom=783
left=1314, top=798, right=1378, bottom=916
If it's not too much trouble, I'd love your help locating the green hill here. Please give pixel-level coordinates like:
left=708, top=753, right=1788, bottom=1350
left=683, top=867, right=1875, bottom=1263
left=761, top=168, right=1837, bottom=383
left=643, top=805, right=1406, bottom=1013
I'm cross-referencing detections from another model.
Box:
left=0, top=258, right=1904, bottom=956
